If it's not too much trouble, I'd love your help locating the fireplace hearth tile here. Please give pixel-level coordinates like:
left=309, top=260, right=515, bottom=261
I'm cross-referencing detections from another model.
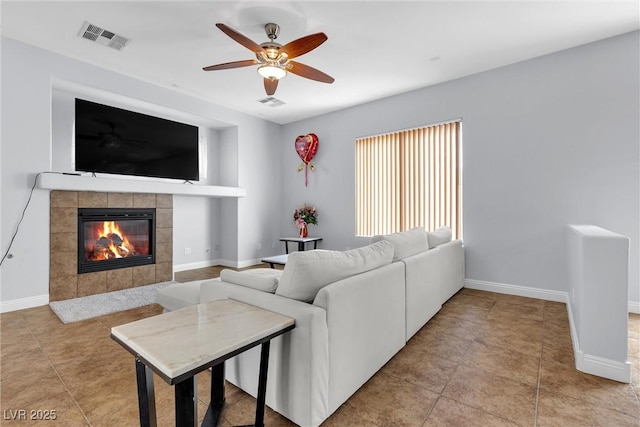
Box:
left=49, top=190, right=173, bottom=301
left=50, top=276, right=78, bottom=301
left=51, top=191, right=78, bottom=207
left=156, top=208, right=173, bottom=228
left=78, top=192, right=107, bottom=208
left=51, top=207, right=77, bottom=234
left=156, top=262, right=173, bottom=282
left=107, top=192, right=133, bottom=208
left=156, top=243, right=172, bottom=263
left=132, top=265, right=156, bottom=287
left=51, top=232, right=77, bottom=253
left=133, top=193, right=156, bottom=208
left=78, top=272, right=106, bottom=297
left=106, top=268, right=133, bottom=292
left=156, top=228, right=172, bottom=244
left=50, top=251, right=77, bottom=278
left=156, top=194, right=173, bottom=208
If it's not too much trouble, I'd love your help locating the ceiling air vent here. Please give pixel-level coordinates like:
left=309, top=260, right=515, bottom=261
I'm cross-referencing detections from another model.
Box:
left=258, top=96, right=286, bottom=108
left=78, top=21, right=130, bottom=51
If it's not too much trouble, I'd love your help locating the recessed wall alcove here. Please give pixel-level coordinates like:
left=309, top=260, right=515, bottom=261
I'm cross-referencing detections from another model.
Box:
left=49, top=190, right=173, bottom=301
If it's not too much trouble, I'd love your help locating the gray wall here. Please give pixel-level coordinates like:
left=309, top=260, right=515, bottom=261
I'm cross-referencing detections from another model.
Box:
left=2, top=31, right=638, bottom=307
left=0, top=37, right=282, bottom=304
left=279, top=31, right=640, bottom=304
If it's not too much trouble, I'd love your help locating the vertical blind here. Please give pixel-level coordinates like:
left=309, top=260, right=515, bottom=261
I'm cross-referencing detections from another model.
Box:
left=355, top=120, right=461, bottom=238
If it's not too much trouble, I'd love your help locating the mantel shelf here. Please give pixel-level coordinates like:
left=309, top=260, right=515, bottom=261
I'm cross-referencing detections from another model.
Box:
left=37, top=173, right=247, bottom=198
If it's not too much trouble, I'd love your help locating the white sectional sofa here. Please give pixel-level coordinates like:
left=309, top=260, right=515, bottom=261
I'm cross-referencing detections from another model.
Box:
left=371, top=226, right=465, bottom=340
left=156, top=227, right=464, bottom=426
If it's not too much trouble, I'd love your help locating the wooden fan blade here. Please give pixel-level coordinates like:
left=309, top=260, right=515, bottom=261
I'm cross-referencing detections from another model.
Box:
left=216, top=23, right=263, bottom=52
left=203, top=59, right=257, bottom=71
left=281, top=33, right=328, bottom=59
left=288, top=61, right=335, bottom=84
left=264, top=78, right=279, bottom=95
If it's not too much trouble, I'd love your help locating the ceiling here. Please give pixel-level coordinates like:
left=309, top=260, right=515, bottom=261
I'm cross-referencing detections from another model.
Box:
left=2, top=1, right=638, bottom=124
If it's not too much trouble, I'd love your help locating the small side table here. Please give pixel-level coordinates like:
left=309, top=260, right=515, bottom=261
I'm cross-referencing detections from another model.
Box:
left=279, top=236, right=322, bottom=254
left=111, top=299, right=295, bottom=427
left=261, top=254, right=289, bottom=268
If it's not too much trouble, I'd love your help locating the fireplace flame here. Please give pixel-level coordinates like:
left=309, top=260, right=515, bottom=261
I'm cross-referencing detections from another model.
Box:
left=94, top=221, right=136, bottom=260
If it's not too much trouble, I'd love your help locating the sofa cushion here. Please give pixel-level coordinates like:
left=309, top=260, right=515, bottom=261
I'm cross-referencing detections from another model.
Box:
left=427, top=226, right=453, bottom=248
left=275, top=240, right=394, bottom=302
left=219, top=268, right=281, bottom=293
left=370, top=227, right=429, bottom=261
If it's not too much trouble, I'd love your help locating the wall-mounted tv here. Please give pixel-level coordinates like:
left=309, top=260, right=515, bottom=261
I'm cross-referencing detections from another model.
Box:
left=75, top=98, right=199, bottom=181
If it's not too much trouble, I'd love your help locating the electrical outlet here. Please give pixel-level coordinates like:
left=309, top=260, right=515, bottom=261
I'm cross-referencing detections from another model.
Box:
left=184, top=247, right=191, bottom=255
left=257, top=242, right=262, bottom=250
left=271, top=242, right=276, bottom=249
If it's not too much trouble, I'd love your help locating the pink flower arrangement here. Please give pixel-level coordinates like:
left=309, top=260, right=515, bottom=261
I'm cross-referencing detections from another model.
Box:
left=293, top=204, right=318, bottom=226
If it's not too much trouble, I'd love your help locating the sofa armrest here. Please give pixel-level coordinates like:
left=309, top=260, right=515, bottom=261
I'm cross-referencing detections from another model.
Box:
left=434, top=239, right=465, bottom=302
left=313, top=261, right=405, bottom=414
left=199, top=279, right=329, bottom=427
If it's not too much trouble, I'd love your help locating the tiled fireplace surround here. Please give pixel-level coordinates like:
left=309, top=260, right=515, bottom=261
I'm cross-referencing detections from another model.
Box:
left=49, top=190, right=173, bottom=301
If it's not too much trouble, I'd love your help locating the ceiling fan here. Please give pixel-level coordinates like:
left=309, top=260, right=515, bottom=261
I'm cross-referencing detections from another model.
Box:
left=203, top=23, right=334, bottom=96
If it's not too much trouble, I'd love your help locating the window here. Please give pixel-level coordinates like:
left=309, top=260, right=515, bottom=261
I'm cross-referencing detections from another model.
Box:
left=355, top=120, right=461, bottom=238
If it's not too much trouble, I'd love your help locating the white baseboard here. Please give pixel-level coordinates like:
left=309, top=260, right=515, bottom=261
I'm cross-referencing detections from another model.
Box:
left=464, top=279, right=568, bottom=303
left=216, top=258, right=263, bottom=269
left=173, top=259, right=221, bottom=272
left=567, top=302, right=631, bottom=383
left=467, top=278, right=632, bottom=383
left=0, top=294, right=49, bottom=313
left=174, top=258, right=269, bottom=272
left=238, top=258, right=265, bottom=269
left=217, top=259, right=240, bottom=268
left=575, top=350, right=631, bottom=383
left=464, top=279, right=639, bottom=314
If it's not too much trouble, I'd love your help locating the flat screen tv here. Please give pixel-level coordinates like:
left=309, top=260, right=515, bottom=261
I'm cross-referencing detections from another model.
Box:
left=75, top=98, right=199, bottom=181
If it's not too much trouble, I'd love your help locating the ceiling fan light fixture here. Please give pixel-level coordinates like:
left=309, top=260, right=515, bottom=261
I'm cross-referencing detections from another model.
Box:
left=205, top=23, right=333, bottom=95
left=258, top=64, right=286, bottom=80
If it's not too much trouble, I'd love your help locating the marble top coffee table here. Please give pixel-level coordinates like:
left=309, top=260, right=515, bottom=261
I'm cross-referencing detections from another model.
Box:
left=260, top=254, right=288, bottom=268
left=111, top=299, right=295, bottom=427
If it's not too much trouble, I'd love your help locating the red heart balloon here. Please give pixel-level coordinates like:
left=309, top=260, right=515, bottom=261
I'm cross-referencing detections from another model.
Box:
left=295, top=133, right=319, bottom=165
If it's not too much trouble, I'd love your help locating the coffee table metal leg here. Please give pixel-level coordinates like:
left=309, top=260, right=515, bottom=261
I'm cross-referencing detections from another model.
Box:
left=202, top=362, right=225, bottom=426
left=254, top=341, right=271, bottom=427
left=175, top=376, right=197, bottom=427
left=135, top=358, right=157, bottom=427
left=212, top=362, right=225, bottom=408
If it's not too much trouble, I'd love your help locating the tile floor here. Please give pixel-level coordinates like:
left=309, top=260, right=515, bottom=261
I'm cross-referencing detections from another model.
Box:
left=1, top=268, right=639, bottom=426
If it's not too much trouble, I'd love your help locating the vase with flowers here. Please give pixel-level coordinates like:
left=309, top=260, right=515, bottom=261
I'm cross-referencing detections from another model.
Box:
left=293, top=204, right=318, bottom=238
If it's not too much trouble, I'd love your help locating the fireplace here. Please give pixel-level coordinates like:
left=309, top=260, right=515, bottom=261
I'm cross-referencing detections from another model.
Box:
left=77, top=208, right=156, bottom=274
